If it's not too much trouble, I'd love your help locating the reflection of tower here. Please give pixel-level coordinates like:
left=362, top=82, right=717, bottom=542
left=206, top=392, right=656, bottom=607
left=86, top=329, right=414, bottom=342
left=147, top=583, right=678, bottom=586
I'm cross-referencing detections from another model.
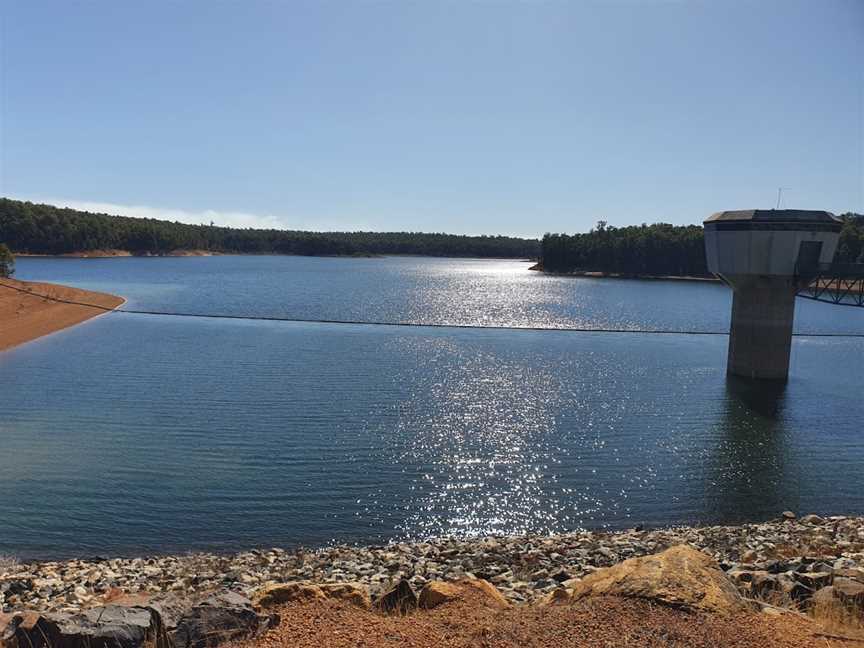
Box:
left=703, top=376, right=793, bottom=524
left=703, top=210, right=842, bottom=381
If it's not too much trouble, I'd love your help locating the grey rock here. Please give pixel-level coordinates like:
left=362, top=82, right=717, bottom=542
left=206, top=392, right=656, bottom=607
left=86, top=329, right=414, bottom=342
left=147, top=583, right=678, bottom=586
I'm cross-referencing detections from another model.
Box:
left=10, top=606, right=157, bottom=648
left=795, top=571, right=832, bottom=590
left=809, top=562, right=834, bottom=574
left=374, top=579, right=417, bottom=614
left=0, top=581, right=31, bottom=596
left=749, top=571, right=779, bottom=596
left=753, top=560, right=782, bottom=574
left=776, top=574, right=813, bottom=603
left=800, top=514, right=824, bottom=525
left=833, top=568, right=864, bottom=584
left=833, top=577, right=864, bottom=604
left=171, top=591, right=272, bottom=648
left=550, top=569, right=572, bottom=583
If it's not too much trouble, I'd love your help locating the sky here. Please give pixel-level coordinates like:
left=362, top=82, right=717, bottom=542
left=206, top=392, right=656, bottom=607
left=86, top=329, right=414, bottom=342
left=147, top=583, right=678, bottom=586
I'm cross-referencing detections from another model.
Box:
left=0, top=1, right=862, bottom=237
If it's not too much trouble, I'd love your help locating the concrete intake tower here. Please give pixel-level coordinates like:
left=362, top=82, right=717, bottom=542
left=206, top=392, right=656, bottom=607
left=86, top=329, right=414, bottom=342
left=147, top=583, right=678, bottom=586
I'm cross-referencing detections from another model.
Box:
left=704, top=209, right=843, bottom=381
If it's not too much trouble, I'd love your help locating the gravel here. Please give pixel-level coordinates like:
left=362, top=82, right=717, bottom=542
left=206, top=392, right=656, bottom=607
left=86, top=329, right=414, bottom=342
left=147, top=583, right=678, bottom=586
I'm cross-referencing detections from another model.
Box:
left=3, top=514, right=862, bottom=613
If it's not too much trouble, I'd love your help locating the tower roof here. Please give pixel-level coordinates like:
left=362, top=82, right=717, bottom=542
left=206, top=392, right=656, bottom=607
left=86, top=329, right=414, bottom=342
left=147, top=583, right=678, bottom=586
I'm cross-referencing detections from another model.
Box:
left=704, top=209, right=840, bottom=224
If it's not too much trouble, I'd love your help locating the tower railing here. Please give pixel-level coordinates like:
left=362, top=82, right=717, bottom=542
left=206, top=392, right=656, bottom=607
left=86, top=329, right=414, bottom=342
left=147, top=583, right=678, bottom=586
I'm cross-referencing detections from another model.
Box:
left=795, top=262, right=864, bottom=307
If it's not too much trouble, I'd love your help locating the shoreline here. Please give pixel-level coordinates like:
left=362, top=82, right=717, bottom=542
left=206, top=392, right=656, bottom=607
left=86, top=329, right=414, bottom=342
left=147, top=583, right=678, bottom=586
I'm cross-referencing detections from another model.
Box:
left=0, top=278, right=125, bottom=352
left=15, top=249, right=218, bottom=258
left=528, top=263, right=719, bottom=282
left=2, top=514, right=861, bottom=614
left=14, top=251, right=531, bottom=261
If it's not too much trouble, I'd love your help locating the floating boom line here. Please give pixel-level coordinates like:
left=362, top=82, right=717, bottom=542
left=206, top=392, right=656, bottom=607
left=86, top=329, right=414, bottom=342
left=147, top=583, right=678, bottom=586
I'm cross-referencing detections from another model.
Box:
left=1, top=280, right=862, bottom=338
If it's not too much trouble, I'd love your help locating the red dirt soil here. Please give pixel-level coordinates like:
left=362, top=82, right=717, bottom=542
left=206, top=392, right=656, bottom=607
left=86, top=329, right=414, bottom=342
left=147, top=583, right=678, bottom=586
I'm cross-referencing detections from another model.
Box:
left=247, top=593, right=843, bottom=648
left=0, top=278, right=124, bottom=351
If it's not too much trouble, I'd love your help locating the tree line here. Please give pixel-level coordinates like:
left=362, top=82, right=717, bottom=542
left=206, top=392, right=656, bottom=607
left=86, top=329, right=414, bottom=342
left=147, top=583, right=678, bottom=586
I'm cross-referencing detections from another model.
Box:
left=3, top=198, right=862, bottom=273
left=541, top=215, right=864, bottom=276
left=0, top=199, right=540, bottom=259
left=541, top=222, right=709, bottom=276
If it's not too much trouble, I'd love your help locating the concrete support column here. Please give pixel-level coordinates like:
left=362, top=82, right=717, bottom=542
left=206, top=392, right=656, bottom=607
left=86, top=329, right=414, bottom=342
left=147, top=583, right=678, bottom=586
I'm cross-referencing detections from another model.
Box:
left=726, top=276, right=798, bottom=381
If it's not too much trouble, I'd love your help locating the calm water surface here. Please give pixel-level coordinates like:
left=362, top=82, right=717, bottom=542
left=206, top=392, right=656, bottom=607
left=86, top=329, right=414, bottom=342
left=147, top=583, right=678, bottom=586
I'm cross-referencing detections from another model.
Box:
left=1, top=256, right=862, bottom=559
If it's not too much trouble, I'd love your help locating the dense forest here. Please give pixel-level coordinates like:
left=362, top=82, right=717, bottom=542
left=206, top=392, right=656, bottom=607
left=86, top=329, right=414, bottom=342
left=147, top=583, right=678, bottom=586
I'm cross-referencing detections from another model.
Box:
left=3, top=198, right=862, bottom=273
left=541, top=215, right=864, bottom=276
left=0, top=199, right=540, bottom=259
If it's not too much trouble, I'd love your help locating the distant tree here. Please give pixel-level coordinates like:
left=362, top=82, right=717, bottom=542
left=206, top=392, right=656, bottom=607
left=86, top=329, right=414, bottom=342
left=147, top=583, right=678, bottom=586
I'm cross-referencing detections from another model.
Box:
left=0, top=243, right=14, bottom=278
left=837, top=213, right=864, bottom=264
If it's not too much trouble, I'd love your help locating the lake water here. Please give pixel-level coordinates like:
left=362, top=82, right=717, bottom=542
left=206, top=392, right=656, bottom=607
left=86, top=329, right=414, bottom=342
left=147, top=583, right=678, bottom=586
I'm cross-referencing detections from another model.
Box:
left=2, top=256, right=863, bottom=559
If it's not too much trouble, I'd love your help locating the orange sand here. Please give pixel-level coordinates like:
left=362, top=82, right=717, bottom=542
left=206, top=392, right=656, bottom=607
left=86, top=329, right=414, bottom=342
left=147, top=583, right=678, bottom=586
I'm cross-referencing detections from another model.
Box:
left=0, top=278, right=124, bottom=351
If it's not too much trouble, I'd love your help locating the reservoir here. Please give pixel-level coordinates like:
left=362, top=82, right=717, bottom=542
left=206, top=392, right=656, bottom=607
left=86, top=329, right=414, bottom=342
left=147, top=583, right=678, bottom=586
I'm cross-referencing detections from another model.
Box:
left=2, top=256, right=862, bottom=559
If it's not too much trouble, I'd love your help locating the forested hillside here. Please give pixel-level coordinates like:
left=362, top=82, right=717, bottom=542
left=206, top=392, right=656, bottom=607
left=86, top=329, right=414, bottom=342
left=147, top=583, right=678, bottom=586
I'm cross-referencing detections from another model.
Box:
left=3, top=198, right=861, bottom=273
left=542, top=222, right=707, bottom=276
left=0, top=199, right=540, bottom=259
left=541, top=215, right=864, bottom=276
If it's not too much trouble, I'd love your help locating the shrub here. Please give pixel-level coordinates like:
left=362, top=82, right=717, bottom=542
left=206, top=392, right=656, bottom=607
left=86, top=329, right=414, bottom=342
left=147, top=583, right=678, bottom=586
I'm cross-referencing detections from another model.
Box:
left=0, top=243, right=14, bottom=278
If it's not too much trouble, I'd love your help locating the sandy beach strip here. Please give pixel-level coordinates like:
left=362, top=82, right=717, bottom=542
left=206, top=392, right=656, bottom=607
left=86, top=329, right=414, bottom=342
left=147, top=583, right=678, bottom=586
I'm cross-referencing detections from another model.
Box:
left=0, top=278, right=125, bottom=351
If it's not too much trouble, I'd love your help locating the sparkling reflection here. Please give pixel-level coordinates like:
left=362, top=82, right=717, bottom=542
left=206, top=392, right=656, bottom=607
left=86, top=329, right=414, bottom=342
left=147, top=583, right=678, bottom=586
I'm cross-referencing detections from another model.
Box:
left=377, top=337, right=570, bottom=537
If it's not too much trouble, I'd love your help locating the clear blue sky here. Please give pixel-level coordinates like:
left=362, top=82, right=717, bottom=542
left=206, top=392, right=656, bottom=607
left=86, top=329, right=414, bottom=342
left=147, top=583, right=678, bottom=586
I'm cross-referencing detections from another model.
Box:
left=1, top=1, right=862, bottom=236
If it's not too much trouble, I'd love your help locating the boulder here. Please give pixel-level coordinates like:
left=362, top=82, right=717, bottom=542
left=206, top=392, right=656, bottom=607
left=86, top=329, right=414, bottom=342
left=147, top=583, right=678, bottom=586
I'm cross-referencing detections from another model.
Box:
left=544, top=545, right=747, bottom=615
left=418, top=580, right=509, bottom=610
left=1, top=612, right=21, bottom=648
left=171, top=591, right=272, bottom=648
left=810, top=561, right=835, bottom=573
left=6, top=606, right=158, bottom=648
left=740, top=550, right=758, bottom=563
left=252, top=582, right=370, bottom=610
left=462, top=580, right=509, bottom=607
left=418, top=582, right=461, bottom=609
left=5, top=590, right=273, bottom=648
left=795, top=571, right=832, bottom=591
left=726, top=569, right=756, bottom=585
left=755, top=560, right=782, bottom=574
left=812, top=585, right=836, bottom=606
left=550, top=569, right=572, bottom=583
left=810, top=586, right=848, bottom=618
left=749, top=572, right=780, bottom=596
left=253, top=583, right=326, bottom=607
left=96, top=590, right=188, bottom=647
left=375, top=579, right=417, bottom=614
left=833, top=568, right=864, bottom=584
left=775, top=574, right=813, bottom=603
left=833, top=577, right=864, bottom=605
left=800, top=514, right=824, bottom=525
left=0, top=581, right=31, bottom=597
left=545, top=588, right=571, bottom=605
left=781, top=511, right=797, bottom=521
left=319, top=583, right=371, bottom=609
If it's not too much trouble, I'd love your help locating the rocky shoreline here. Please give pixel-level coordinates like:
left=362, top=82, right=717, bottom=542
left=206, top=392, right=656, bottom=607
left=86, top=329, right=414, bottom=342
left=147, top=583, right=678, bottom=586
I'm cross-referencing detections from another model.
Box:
left=3, top=513, right=863, bottom=615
